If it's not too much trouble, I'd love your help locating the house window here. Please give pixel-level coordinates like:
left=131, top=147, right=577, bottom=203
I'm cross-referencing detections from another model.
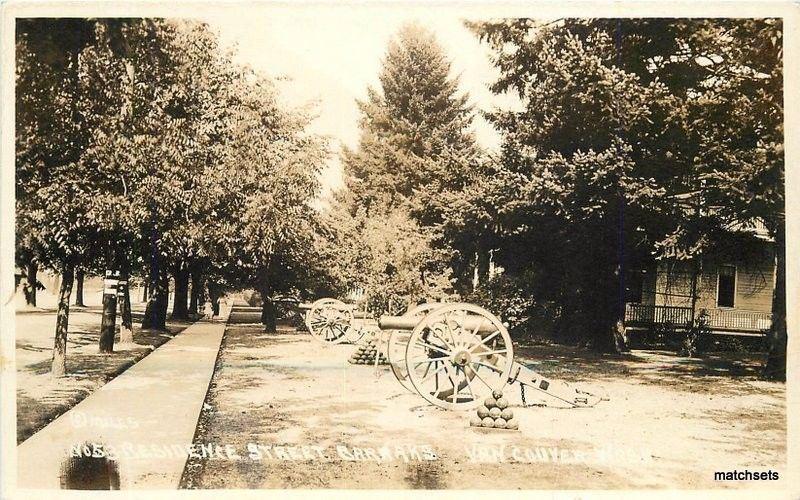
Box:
left=717, top=265, right=736, bottom=308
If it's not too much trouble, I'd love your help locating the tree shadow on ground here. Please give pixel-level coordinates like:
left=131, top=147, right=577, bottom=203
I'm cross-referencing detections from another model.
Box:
left=16, top=317, right=192, bottom=444
left=514, top=343, right=775, bottom=396
left=647, top=353, right=762, bottom=377
left=16, top=306, right=106, bottom=316
left=17, top=343, right=49, bottom=353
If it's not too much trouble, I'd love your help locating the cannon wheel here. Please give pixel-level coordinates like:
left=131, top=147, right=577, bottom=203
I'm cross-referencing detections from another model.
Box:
left=305, top=298, right=353, bottom=344
left=387, top=303, right=445, bottom=392
left=404, top=303, right=513, bottom=411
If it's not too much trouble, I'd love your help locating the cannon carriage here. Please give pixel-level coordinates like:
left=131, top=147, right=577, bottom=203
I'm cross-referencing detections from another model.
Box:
left=298, top=297, right=376, bottom=344
left=298, top=298, right=606, bottom=412
left=379, top=302, right=606, bottom=411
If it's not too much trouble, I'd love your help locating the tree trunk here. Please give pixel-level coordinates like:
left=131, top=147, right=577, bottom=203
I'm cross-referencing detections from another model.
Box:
left=142, top=281, right=148, bottom=302
left=24, top=261, right=38, bottom=306
left=763, top=225, right=786, bottom=381
left=51, top=263, right=75, bottom=377
left=171, top=261, right=190, bottom=320
left=257, top=268, right=276, bottom=332
left=189, top=265, right=202, bottom=316
left=261, top=299, right=276, bottom=333
left=209, top=281, right=222, bottom=317
left=74, top=268, right=86, bottom=307
left=262, top=300, right=276, bottom=332
left=590, top=311, right=623, bottom=353
left=118, top=272, right=134, bottom=344
left=142, top=263, right=168, bottom=331
left=158, top=271, right=169, bottom=324
left=261, top=285, right=276, bottom=333
left=589, top=261, right=624, bottom=354
left=99, top=270, right=119, bottom=353
left=613, top=197, right=629, bottom=353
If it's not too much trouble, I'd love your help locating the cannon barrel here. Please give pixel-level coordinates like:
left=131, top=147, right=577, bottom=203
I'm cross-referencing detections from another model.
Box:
left=300, top=301, right=353, bottom=311
left=300, top=301, right=370, bottom=318
left=378, top=315, right=497, bottom=333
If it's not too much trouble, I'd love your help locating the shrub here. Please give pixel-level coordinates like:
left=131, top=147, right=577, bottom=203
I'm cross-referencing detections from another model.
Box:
left=463, top=274, right=544, bottom=336
left=680, top=310, right=712, bottom=357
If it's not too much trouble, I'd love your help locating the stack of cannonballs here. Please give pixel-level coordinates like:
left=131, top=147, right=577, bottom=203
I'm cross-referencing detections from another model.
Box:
left=348, top=337, right=387, bottom=365
left=470, top=391, right=518, bottom=430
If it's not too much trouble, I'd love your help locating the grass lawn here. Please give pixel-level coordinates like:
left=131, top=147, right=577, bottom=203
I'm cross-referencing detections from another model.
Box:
left=15, top=304, right=194, bottom=444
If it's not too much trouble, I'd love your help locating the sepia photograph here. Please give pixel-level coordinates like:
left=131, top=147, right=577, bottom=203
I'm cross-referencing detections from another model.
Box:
left=0, top=1, right=796, bottom=496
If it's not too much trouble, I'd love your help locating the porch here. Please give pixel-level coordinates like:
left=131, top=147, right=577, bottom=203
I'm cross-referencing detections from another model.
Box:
left=624, top=303, right=772, bottom=336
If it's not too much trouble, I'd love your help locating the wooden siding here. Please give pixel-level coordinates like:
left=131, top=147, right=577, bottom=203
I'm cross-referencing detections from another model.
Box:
left=640, top=241, right=774, bottom=315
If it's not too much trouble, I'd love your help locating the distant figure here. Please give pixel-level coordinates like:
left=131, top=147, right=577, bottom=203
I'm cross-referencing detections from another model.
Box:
left=203, top=300, right=214, bottom=319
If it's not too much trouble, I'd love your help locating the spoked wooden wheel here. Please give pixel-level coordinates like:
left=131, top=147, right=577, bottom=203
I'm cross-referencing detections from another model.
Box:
left=405, top=303, right=513, bottom=411
left=388, top=303, right=445, bottom=392
left=404, top=302, right=446, bottom=317
left=305, top=298, right=353, bottom=344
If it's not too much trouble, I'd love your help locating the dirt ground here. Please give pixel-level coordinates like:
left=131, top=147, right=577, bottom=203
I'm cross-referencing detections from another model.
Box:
left=15, top=304, right=192, bottom=443
left=181, top=309, right=785, bottom=490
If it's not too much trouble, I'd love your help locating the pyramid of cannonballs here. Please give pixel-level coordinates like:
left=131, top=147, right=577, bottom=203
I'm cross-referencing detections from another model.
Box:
left=348, top=337, right=387, bottom=365
left=470, top=391, right=518, bottom=430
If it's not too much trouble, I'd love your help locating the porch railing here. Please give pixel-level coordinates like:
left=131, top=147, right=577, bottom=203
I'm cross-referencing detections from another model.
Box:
left=625, top=303, right=772, bottom=334
left=704, top=308, right=772, bottom=333
left=625, top=304, right=692, bottom=328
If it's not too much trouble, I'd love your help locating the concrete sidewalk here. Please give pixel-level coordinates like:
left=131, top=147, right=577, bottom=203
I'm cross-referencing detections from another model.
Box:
left=16, top=313, right=229, bottom=490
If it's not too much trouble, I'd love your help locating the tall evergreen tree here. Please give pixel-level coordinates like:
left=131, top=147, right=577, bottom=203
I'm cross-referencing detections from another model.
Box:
left=344, top=23, right=479, bottom=225
left=328, top=23, right=481, bottom=307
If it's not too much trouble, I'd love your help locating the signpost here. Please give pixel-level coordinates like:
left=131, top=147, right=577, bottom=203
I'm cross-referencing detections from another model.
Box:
left=99, top=270, right=121, bottom=353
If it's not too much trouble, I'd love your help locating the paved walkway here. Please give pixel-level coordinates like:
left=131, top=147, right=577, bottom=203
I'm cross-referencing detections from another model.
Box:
left=16, top=308, right=230, bottom=490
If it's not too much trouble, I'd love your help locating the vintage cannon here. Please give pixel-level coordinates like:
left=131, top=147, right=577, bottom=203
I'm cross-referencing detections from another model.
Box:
left=385, top=302, right=445, bottom=391
left=379, top=302, right=606, bottom=411
left=299, top=297, right=373, bottom=344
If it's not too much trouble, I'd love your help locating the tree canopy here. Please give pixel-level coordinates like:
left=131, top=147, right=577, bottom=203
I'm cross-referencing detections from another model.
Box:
left=16, top=17, right=786, bottom=378
left=16, top=18, right=329, bottom=373
left=323, top=23, right=479, bottom=311
left=461, top=18, right=784, bottom=355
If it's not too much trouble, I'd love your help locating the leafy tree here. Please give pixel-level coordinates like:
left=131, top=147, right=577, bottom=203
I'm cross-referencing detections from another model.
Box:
left=16, top=18, right=328, bottom=371
left=76, top=20, right=242, bottom=334
left=321, top=196, right=454, bottom=313
left=198, top=69, right=329, bottom=331
left=16, top=19, right=99, bottom=375
left=467, top=20, right=672, bottom=351
left=468, top=19, right=783, bottom=354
